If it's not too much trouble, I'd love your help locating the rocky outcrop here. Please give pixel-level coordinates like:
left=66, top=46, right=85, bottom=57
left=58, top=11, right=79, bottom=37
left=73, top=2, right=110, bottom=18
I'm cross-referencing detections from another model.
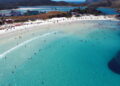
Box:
left=108, top=51, right=120, bottom=74
left=69, top=8, right=103, bottom=15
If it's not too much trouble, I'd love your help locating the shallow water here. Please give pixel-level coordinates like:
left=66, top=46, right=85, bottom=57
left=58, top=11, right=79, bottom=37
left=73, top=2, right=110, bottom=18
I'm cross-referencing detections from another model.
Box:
left=0, top=20, right=120, bottom=86
left=1, top=6, right=119, bottom=15
left=97, top=8, right=120, bottom=15
left=0, top=6, right=77, bottom=15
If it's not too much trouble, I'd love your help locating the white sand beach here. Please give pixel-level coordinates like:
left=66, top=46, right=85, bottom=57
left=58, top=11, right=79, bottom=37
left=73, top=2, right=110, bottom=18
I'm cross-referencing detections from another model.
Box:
left=0, top=15, right=118, bottom=35
left=0, top=15, right=118, bottom=59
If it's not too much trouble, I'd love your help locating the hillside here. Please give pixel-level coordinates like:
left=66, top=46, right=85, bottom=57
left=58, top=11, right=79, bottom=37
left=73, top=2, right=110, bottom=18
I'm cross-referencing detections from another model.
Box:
left=0, top=0, right=52, bottom=10
left=86, top=0, right=120, bottom=8
left=0, top=0, right=71, bottom=10
left=0, top=0, right=52, bottom=4
left=86, top=0, right=101, bottom=3
left=0, top=0, right=83, bottom=10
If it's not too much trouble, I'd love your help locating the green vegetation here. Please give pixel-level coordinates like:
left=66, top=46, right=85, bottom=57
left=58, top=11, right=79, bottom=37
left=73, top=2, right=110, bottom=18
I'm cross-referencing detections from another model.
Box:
left=70, top=8, right=103, bottom=15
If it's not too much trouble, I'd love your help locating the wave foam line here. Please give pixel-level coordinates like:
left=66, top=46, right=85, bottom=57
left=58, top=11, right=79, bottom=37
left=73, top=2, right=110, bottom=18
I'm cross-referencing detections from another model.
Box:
left=0, top=31, right=57, bottom=59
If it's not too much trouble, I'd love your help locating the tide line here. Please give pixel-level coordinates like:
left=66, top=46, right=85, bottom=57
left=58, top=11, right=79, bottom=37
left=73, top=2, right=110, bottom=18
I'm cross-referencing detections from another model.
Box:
left=0, top=31, right=57, bottom=59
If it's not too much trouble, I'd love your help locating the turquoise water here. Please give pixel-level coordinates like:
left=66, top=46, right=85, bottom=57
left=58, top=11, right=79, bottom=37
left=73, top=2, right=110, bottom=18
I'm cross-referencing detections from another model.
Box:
left=0, top=6, right=119, bottom=15
left=97, top=8, right=120, bottom=15
left=0, top=20, right=120, bottom=86
left=0, top=6, right=77, bottom=15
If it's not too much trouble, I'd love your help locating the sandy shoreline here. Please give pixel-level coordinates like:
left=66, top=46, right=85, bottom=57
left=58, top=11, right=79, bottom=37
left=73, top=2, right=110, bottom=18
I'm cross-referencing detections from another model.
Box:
left=0, top=15, right=119, bottom=59
left=0, top=15, right=118, bottom=35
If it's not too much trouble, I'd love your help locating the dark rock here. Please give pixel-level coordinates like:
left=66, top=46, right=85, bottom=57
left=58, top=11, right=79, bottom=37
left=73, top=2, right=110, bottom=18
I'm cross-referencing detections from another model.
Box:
left=108, top=51, right=120, bottom=74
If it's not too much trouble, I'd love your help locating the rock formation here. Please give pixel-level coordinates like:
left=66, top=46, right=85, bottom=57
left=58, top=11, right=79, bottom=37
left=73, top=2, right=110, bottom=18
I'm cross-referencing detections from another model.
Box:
left=108, top=51, right=120, bottom=74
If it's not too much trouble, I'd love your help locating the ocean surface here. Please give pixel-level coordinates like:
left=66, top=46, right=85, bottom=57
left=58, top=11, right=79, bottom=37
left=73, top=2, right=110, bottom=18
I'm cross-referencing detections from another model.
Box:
left=0, top=6, right=119, bottom=15
left=0, top=6, right=78, bottom=15
left=97, top=8, right=120, bottom=15
left=0, top=20, right=120, bottom=86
